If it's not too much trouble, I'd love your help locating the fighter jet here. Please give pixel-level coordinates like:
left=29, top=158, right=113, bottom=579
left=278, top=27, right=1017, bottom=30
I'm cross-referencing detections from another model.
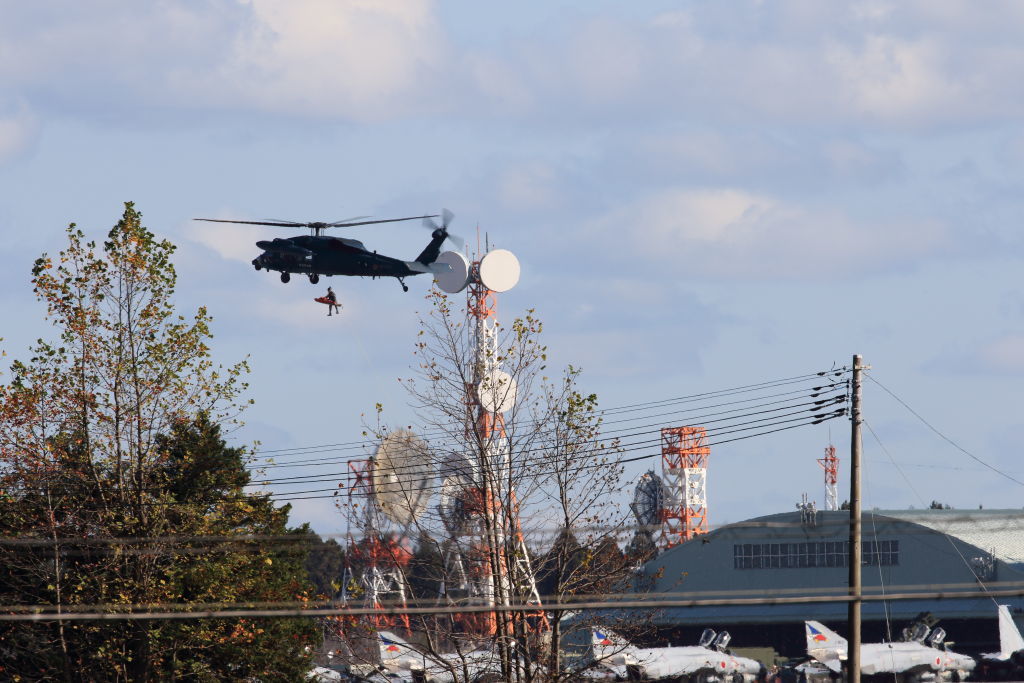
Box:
left=978, top=605, right=1024, bottom=680
left=591, top=628, right=762, bottom=682
left=804, top=620, right=975, bottom=681
left=377, top=631, right=519, bottom=683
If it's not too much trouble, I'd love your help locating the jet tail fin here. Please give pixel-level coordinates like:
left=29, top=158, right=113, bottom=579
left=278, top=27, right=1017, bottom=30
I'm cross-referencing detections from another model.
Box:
left=379, top=631, right=413, bottom=660
left=593, top=628, right=630, bottom=648
left=998, top=605, right=1024, bottom=656
left=806, top=620, right=847, bottom=672
left=806, top=621, right=846, bottom=652
left=592, top=628, right=635, bottom=661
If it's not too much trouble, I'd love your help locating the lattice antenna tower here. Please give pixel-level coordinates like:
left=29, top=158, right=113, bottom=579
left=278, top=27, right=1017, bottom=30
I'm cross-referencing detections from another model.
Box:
left=343, top=460, right=410, bottom=631
left=341, top=430, right=432, bottom=632
left=433, top=238, right=546, bottom=636
left=818, top=444, right=840, bottom=512
left=659, top=426, right=710, bottom=548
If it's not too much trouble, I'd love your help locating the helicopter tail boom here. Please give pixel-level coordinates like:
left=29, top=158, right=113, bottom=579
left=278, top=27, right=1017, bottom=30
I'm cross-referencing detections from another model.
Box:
left=405, top=260, right=453, bottom=275
left=414, top=229, right=449, bottom=266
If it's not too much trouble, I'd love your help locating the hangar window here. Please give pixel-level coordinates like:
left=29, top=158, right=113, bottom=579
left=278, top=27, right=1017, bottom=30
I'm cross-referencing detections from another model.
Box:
left=733, top=540, right=899, bottom=569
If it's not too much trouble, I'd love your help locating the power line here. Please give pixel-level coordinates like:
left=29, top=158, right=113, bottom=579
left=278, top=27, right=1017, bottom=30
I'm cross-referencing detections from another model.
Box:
left=2, top=398, right=845, bottom=502
left=247, top=394, right=846, bottom=488
left=251, top=412, right=846, bottom=503
left=2, top=585, right=1020, bottom=622
left=251, top=370, right=847, bottom=463
left=866, top=373, right=1024, bottom=488
left=254, top=383, right=840, bottom=468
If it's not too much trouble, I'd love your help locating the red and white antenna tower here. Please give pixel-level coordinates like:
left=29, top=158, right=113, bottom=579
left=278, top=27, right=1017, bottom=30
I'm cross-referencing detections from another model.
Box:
left=343, top=459, right=413, bottom=632
left=659, top=426, right=710, bottom=548
left=818, top=444, right=840, bottom=511
left=433, top=240, right=547, bottom=637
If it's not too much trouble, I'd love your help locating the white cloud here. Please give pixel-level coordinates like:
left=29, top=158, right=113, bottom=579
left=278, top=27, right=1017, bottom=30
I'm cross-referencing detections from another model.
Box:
left=587, top=188, right=952, bottom=279
left=4, top=1, right=1024, bottom=130
left=825, top=35, right=962, bottom=123
left=205, top=0, right=446, bottom=120
left=183, top=218, right=278, bottom=264
left=496, top=162, right=557, bottom=210
left=0, top=101, right=38, bottom=163
left=976, top=334, right=1024, bottom=374
left=929, top=333, right=1024, bottom=376
left=450, top=2, right=1024, bottom=129
left=0, top=1, right=447, bottom=122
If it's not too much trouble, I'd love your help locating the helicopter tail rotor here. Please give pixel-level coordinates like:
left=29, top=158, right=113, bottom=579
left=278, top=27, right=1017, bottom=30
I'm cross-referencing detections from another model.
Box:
left=424, top=209, right=464, bottom=249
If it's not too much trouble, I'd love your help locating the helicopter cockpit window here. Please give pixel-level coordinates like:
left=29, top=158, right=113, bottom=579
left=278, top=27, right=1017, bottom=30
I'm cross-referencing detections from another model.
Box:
left=331, top=237, right=366, bottom=250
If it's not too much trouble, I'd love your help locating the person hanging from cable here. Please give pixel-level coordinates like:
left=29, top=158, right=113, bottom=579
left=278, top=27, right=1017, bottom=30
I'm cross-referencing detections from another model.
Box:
left=325, top=286, right=341, bottom=317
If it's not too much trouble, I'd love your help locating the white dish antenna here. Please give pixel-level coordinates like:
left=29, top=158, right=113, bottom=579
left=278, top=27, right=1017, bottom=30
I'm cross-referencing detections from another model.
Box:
left=439, top=478, right=470, bottom=536
left=372, top=429, right=434, bottom=527
left=630, top=470, right=664, bottom=528
left=434, top=250, right=471, bottom=294
left=478, top=249, right=520, bottom=293
left=438, top=452, right=476, bottom=536
left=478, top=368, right=517, bottom=414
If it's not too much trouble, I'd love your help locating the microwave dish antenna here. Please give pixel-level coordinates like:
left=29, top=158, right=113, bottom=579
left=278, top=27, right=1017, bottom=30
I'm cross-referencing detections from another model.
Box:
left=372, top=429, right=434, bottom=527
left=434, top=250, right=471, bottom=294
left=439, top=478, right=471, bottom=537
left=478, top=248, right=520, bottom=292
left=478, top=368, right=517, bottom=414
left=437, top=451, right=478, bottom=536
left=631, top=470, right=664, bottom=528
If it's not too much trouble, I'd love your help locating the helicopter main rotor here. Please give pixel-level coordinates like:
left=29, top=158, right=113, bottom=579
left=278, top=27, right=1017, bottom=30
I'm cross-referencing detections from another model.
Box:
left=193, top=213, right=438, bottom=236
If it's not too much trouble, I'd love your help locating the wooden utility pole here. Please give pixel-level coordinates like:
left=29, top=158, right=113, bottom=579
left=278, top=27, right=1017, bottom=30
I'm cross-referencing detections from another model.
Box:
left=847, top=354, right=866, bottom=683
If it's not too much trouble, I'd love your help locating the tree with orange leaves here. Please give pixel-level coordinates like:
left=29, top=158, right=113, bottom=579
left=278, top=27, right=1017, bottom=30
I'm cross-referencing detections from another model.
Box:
left=0, top=203, right=318, bottom=681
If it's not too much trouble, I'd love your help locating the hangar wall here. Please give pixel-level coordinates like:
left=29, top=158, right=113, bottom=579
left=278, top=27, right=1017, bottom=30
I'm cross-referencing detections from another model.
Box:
left=624, top=509, right=1024, bottom=656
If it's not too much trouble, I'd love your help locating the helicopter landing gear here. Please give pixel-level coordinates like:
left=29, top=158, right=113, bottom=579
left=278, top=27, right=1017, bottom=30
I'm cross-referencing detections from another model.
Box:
left=309, top=273, right=320, bottom=285
left=397, top=277, right=408, bottom=292
left=280, top=272, right=290, bottom=283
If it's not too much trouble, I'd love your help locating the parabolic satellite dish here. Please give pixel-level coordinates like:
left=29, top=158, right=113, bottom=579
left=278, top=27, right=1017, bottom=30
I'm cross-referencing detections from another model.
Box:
left=372, top=429, right=434, bottom=527
left=478, top=249, right=520, bottom=293
left=434, top=250, right=471, bottom=294
left=630, top=470, right=664, bottom=527
left=478, top=369, right=517, bottom=414
left=438, top=452, right=476, bottom=536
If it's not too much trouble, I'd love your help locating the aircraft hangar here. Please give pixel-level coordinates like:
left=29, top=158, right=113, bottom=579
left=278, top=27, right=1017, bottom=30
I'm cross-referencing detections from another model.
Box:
left=622, top=509, right=1024, bottom=658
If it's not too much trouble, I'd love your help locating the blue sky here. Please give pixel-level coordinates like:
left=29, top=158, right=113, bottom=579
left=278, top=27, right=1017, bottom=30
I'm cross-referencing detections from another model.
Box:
left=1, top=1, right=1022, bottom=536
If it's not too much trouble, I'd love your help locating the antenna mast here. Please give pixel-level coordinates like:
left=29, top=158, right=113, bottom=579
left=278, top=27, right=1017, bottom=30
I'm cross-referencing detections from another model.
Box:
left=818, top=444, right=840, bottom=511
left=433, top=245, right=545, bottom=641
left=659, top=426, right=710, bottom=548
left=343, top=459, right=412, bottom=631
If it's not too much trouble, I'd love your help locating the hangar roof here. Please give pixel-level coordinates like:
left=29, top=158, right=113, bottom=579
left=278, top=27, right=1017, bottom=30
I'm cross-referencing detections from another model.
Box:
left=875, top=509, right=1024, bottom=568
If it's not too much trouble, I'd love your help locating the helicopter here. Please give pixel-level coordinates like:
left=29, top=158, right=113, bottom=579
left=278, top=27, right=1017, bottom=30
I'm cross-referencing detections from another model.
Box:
left=192, top=210, right=462, bottom=292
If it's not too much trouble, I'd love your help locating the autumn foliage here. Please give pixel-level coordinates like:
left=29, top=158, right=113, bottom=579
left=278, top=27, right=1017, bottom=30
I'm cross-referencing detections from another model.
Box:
left=0, top=204, right=318, bottom=681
